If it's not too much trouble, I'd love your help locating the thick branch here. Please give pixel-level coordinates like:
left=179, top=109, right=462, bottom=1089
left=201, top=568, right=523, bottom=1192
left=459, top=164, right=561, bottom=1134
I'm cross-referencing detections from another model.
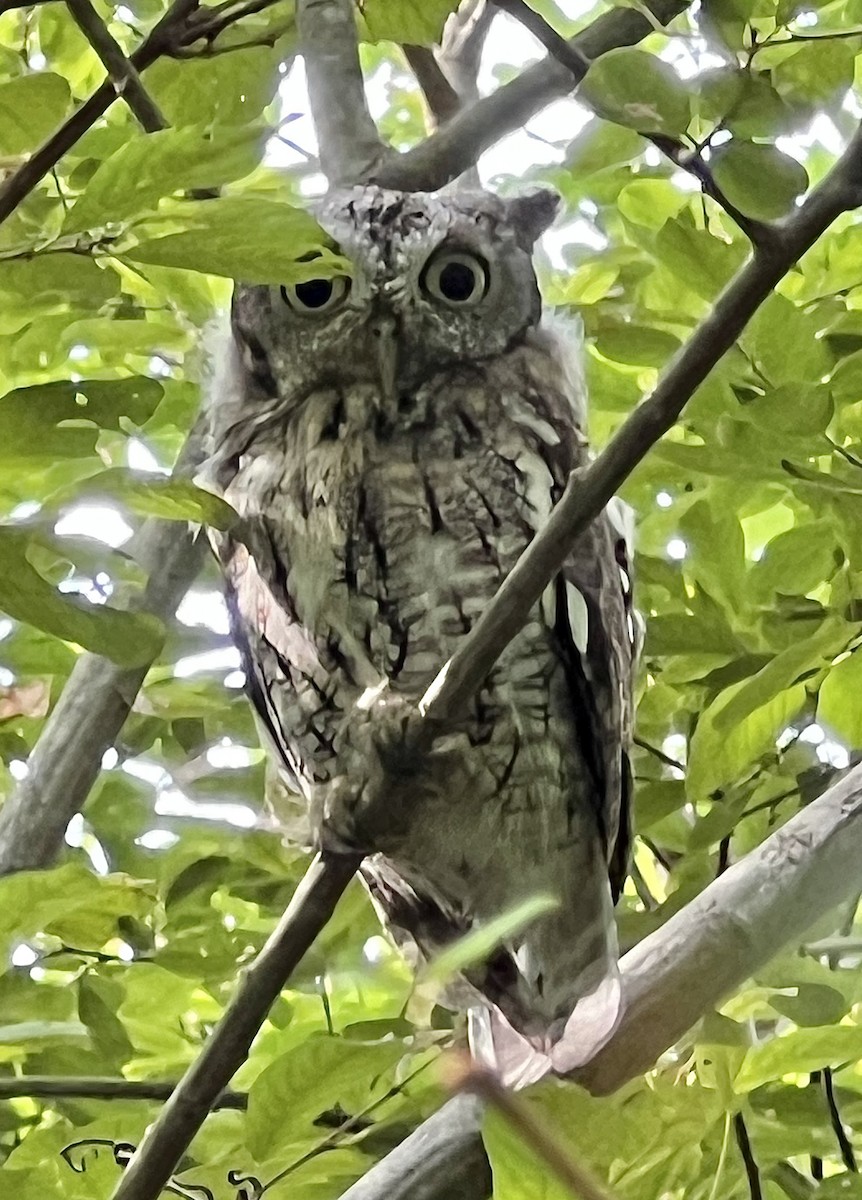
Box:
left=66, top=0, right=168, bottom=132
left=109, top=852, right=359, bottom=1200
left=296, top=0, right=384, bottom=183
left=341, top=757, right=862, bottom=1199
left=0, top=426, right=209, bottom=875
left=0, top=1077, right=247, bottom=1109
left=374, top=0, right=691, bottom=190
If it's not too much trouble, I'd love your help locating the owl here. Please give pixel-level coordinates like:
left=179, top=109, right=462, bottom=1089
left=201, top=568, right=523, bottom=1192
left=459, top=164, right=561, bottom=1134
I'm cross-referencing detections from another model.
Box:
left=206, top=186, right=635, bottom=1084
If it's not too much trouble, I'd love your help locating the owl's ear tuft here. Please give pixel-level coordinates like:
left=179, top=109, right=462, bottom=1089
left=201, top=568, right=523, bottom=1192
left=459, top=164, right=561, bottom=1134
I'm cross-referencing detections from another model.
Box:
left=506, top=188, right=561, bottom=247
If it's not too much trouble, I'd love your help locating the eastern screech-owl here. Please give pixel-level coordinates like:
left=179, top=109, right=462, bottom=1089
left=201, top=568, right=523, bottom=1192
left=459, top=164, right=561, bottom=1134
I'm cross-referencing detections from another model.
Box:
left=206, top=185, right=635, bottom=1083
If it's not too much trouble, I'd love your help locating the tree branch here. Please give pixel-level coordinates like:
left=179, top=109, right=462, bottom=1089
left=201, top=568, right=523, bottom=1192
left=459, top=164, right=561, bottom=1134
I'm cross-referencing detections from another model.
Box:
left=0, top=0, right=288, bottom=227
left=402, top=45, right=461, bottom=128
left=416, top=125, right=862, bottom=724
left=373, top=0, right=691, bottom=190
left=492, top=0, right=773, bottom=245
left=734, top=1114, right=764, bottom=1200
left=108, top=852, right=359, bottom=1200
left=65, top=0, right=168, bottom=133
left=296, top=0, right=385, bottom=182
left=0, top=425, right=209, bottom=875
left=453, top=1058, right=619, bottom=1200
left=822, top=1068, right=857, bottom=1173
left=0, top=1077, right=247, bottom=1109
left=341, top=754, right=862, bottom=1199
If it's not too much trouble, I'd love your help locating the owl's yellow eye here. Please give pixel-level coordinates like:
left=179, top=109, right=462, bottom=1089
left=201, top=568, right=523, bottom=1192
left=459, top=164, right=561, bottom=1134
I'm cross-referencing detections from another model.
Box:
left=280, top=275, right=350, bottom=314
left=421, top=251, right=488, bottom=307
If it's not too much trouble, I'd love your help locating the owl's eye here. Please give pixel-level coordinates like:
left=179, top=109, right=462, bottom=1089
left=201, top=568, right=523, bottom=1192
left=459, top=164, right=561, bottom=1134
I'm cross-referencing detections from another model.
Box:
left=421, top=251, right=488, bottom=307
left=280, top=275, right=350, bottom=314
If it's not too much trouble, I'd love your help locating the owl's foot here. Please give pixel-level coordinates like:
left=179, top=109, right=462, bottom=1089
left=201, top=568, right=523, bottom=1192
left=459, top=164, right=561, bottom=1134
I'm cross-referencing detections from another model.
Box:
left=311, top=687, right=425, bottom=855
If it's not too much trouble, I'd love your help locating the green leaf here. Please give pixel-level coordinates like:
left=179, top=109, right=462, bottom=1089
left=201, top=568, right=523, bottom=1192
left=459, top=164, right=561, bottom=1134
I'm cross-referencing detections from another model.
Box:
left=0, top=379, right=163, bottom=463
left=0, top=863, right=153, bottom=966
left=711, top=141, right=809, bottom=221
left=687, top=680, right=806, bottom=800
left=655, top=210, right=746, bottom=300
left=51, top=469, right=237, bottom=528
left=742, top=293, right=832, bottom=386
left=735, top=1025, right=862, bottom=1093
left=422, top=893, right=559, bottom=984
left=581, top=48, right=691, bottom=135
left=246, top=1032, right=404, bottom=1158
left=0, top=1020, right=88, bottom=1044
left=752, top=520, right=838, bottom=599
left=144, top=46, right=282, bottom=126
left=125, top=198, right=349, bottom=283
left=358, top=0, right=459, bottom=44
left=817, top=645, right=862, bottom=744
left=595, top=324, right=681, bottom=367
left=0, top=73, right=71, bottom=155
left=772, top=40, right=856, bottom=107
left=741, top=382, right=832, bottom=435
left=65, top=124, right=268, bottom=233
left=0, top=528, right=165, bottom=667
left=618, top=179, right=685, bottom=229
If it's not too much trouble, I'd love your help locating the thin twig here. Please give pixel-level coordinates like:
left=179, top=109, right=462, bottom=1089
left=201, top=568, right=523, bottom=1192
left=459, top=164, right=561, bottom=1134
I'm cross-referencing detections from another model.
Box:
left=633, top=734, right=685, bottom=774
left=0, top=1077, right=247, bottom=1109
left=450, top=1056, right=620, bottom=1200
left=822, top=1068, right=858, bottom=1172
left=734, top=1114, right=763, bottom=1200
left=65, top=0, right=167, bottom=132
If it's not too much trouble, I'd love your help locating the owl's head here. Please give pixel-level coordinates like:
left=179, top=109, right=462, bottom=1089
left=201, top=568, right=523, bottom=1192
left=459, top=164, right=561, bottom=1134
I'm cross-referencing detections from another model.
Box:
left=231, top=186, right=559, bottom=403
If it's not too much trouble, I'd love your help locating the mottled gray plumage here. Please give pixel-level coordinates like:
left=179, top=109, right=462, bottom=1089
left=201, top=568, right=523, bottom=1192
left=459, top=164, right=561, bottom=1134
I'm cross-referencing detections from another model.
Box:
left=206, top=185, right=635, bottom=1081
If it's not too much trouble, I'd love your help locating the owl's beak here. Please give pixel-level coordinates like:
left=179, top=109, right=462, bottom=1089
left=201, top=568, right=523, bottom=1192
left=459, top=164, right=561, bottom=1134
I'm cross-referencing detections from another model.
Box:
left=370, top=314, right=399, bottom=408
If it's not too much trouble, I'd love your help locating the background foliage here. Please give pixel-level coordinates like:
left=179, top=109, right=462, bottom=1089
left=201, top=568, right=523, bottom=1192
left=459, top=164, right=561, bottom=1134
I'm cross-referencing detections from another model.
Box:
left=2, top=0, right=862, bottom=1196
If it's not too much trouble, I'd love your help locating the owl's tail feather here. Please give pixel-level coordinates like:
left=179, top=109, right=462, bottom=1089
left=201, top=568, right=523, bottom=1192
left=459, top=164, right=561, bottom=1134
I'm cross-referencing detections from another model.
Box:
left=468, top=969, right=623, bottom=1090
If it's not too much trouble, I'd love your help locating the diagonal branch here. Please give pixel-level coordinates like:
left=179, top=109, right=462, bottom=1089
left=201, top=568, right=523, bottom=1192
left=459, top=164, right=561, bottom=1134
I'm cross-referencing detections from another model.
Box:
left=417, top=124, right=862, bottom=728
left=296, top=0, right=385, bottom=182
left=492, top=0, right=772, bottom=246
left=65, top=0, right=168, bottom=132
left=0, top=0, right=287, bottom=227
left=108, top=852, right=359, bottom=1200
left=107, top=115, right=862, bottom=1200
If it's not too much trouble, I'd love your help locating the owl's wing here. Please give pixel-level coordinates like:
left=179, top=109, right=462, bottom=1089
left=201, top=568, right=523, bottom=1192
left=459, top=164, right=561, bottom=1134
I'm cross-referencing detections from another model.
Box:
left=555, top=500, right=635, bottom=900
left=219, top=531, right=309, bottom=801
